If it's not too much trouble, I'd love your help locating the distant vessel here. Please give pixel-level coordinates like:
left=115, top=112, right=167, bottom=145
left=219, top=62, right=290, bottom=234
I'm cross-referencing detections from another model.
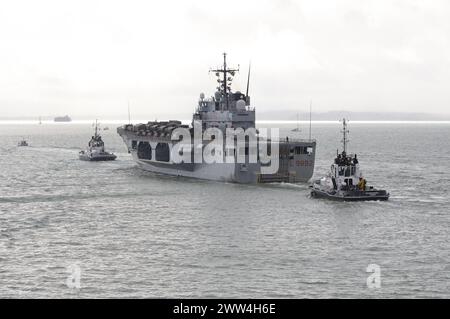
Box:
left=291, top=113, right=301, bottom=132
left=79, top=120, right=116, bottom=161
left=310, top=119, right=389, bottom=201
left=117, top=53, right=316, bottom=183
left=54, top=115, right=72, bottom=122
left=18, top=139, right=29, bottom=147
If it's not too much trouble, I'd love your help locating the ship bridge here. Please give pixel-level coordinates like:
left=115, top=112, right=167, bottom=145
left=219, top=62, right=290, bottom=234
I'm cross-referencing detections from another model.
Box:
left=193, top=53, right=255, bottom=131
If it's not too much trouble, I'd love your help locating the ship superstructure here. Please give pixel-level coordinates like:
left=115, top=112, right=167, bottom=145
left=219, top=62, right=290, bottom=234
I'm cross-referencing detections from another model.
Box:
left=117, top=53, right=316, bottom=183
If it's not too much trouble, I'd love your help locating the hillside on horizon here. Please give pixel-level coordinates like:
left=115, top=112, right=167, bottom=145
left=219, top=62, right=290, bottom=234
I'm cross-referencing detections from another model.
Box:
left=1, top=111, right=450, bottom=122
left=256, top=111, right=450, bottom=121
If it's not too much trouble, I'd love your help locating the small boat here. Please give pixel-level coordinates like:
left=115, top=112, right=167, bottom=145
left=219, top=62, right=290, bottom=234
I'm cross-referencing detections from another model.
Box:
left=18, top=139, right=29, bottom=147
left=310, top=119, right=389, bottom=201
left=79, top=120, right=116, bottom=161
left=291, top=112, right=301, bottom=132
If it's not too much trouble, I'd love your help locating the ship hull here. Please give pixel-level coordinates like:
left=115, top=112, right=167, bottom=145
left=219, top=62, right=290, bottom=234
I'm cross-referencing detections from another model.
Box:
left=118, top=126, right=316, bottom=184
left=134, top=157, right=315, bottom=183
left=131, top=152, right=240, bottom=182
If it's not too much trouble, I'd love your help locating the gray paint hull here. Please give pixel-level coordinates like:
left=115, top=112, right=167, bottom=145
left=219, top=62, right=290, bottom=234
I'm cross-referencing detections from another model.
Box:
left=310, top=188, right=389, bottom=201
left=118, top=127, right=315, bottom=184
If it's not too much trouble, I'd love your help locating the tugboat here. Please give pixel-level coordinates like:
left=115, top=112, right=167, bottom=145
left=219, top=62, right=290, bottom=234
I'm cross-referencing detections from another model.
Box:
left=79, top=120, right=116, bottom=161
left=18, top=139, right=29, bottom=147
left=310, top=119, right=389, bottom=201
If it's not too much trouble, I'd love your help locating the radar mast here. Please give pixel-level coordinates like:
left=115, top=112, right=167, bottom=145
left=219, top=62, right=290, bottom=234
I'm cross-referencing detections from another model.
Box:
left=210, top=53, right=239, bottom=110
left=94, top=119, right=100, bottom=139
left=341, top=118, right=349, bottom=154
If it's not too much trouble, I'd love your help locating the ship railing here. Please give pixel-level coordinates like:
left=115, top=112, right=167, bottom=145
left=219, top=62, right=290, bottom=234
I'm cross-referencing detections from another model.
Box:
left=261, top=137, right=316, bottom=143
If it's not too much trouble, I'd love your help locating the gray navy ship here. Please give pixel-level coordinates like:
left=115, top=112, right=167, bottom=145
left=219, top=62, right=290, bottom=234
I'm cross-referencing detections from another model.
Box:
left=117, top=53, right=316, bottom=183
left=54, top=115, right=72, bottom=122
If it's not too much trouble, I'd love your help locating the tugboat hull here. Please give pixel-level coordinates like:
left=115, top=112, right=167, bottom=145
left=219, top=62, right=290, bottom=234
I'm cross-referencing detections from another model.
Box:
left=79, top=152, right=116, bottom=161
left=310, top=187, right=389, bottom=201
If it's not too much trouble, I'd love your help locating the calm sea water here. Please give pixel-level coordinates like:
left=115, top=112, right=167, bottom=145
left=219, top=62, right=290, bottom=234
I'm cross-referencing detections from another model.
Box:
left=0, top=122, right=449, bottom=298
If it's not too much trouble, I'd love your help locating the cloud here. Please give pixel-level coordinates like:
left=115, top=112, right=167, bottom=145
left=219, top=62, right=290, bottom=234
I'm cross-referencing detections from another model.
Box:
left=0, top=0, right=450, bottom=117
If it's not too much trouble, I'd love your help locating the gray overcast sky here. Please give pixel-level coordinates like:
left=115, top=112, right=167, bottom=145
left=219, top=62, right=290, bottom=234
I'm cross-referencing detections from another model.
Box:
left=1, top=0, right=450, bottom=118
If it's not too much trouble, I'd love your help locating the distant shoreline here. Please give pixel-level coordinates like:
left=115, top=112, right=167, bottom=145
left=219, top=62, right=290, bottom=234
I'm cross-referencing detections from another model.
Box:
left=1, top=120, right=450, bottom=125
left=2, top=111, right=449, bottom=123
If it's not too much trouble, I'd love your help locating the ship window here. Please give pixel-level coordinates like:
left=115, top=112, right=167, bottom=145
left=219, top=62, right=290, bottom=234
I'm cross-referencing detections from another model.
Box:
left=131, top=140, right=137, bottom=149
left=155, top=143, right=170, bottom=162
left=294, top=146, right=311, bottom=155
left=344, top=166, right=351, bottom=177
left=225, top=147, right=235, bottom=157
left=137, top=142, right=152, bottom=160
